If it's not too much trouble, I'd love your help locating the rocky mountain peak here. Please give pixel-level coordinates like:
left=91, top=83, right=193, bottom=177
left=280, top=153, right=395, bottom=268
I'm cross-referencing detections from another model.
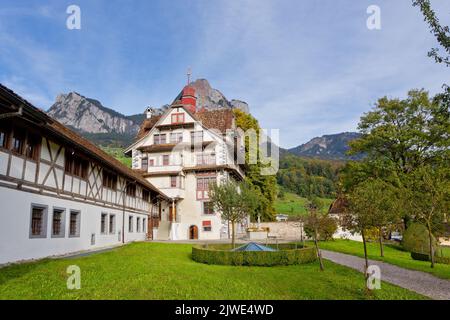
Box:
left=47, top=92, right=139, bottom=135
left=46, top=79, right=250, bottom=146
left=179, top=79, right=250, bottom=113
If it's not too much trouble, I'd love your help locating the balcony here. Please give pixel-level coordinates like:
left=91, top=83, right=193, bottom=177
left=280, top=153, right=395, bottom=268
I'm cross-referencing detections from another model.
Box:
left=138, top=143, right=177, bottom=153
left=196, top=154, right=216, bottom=166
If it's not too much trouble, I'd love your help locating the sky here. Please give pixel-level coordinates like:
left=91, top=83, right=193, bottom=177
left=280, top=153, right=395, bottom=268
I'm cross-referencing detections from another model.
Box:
left=0, top=0, right=449, bottom=148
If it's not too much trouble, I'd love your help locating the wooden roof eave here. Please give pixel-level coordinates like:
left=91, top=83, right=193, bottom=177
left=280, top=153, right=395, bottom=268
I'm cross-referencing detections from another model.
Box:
left=0, top=84, right=168, bottom=199
left=155, top=122, right=195, bottom=130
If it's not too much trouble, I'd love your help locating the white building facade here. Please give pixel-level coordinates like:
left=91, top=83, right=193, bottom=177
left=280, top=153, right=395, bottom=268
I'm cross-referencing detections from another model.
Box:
left=0, top=84, right=168, bottom=264
left=125, top=85, right=246, bottom=241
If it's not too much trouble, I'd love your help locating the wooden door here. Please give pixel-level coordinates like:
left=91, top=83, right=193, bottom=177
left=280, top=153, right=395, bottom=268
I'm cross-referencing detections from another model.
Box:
left=189, top=225, right=198, bottom=240
left=169, top=206, right=176, bottom=222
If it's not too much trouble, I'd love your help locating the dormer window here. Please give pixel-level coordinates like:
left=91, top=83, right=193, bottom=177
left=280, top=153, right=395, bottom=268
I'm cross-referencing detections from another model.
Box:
left=171, top=113, right=185, bottom=124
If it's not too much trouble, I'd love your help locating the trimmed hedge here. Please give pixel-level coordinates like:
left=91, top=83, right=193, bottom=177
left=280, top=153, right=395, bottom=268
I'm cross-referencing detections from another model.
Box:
left=192, top=244, right=317, bottom=266
left=410, top=252, right=430, bottom=261
left=411, top=252, right=450, bottom=265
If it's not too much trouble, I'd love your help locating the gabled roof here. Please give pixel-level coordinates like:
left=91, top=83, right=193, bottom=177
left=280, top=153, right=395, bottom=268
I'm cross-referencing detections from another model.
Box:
left=135, top=105, right=235, bottom=142
left=128, top=103, right=235, bottom=156
left=0, top=83, right=167, bottom=199
left=196, top=108, right=234, bottom=134
left=328, top=196, right=348, bottom=215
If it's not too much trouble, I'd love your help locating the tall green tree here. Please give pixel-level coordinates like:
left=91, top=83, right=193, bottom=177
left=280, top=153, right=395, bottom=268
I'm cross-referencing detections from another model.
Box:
left=402, top=165, right=450, bottom=268
left=413, top=0, right=450, bottom=114
left=233, top=109, right=277, bottom=221
left=342, top=178, right=401, bottom=274
left=345, top=90, right=449, bottom=232
left=303, top=197, right=326, bottom=271
left=343, top=180, right=381, bottom=280
left=413, top=0, right=450, bottom=67
left=349, top=90, right=449, bottom=174
left=363, top=179, right=401, bottom=257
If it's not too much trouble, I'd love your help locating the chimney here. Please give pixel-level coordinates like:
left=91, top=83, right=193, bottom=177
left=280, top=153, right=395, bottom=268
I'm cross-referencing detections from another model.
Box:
left=145, top=107, right=153, bottom=119
left=181, top=85, right=197, bottom=113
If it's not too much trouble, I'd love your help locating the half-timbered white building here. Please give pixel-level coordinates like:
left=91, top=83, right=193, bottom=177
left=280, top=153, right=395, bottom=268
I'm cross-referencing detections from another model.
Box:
left=125, top=84, right=247, bottom=241
left=0, top=84, right=169, bottom=264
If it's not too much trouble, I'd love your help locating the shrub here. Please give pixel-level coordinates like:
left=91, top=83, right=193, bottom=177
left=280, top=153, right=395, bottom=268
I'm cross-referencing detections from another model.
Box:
left=192, top=244, right=317, bottom=266
left=304, top=215, right=338, bottom=241
left=402, top=223, right=438, bottom=254
left=411, top=252, right=450, bottom=265
left=364, top=227, right=381, bottom=242
left=436, top=256, right=450, bottom=265
left=411, top=252, right=430, bottom=261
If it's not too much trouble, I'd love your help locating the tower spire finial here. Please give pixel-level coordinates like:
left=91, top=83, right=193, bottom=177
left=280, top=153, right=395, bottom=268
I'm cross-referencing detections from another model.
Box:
left=187, top=66, right=192, bottom=85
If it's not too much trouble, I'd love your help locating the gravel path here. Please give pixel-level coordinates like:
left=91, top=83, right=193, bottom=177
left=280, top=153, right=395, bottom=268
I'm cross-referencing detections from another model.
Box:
left=321, top=250, right=450, bottom=300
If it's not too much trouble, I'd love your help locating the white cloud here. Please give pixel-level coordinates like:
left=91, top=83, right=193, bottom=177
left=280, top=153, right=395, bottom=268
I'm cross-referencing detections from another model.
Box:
left=0, top=0, right=448, bottom=148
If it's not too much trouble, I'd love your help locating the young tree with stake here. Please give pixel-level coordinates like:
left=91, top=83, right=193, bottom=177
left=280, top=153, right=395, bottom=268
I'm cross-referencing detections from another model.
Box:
left=209, top=181, right=259, bottom=248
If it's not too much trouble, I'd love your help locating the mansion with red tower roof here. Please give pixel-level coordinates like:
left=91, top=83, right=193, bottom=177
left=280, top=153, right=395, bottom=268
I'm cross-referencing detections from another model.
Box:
left=125, top=84, right=247, bottom=240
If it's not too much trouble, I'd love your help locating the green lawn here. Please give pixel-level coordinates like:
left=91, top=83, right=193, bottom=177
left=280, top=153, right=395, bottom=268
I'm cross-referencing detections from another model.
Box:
left=317, top=239, right=450, bottom=280
left=274, top=192, right=333, bottom=217
left=101, top=146, right=131, bottom=168
left=0, top=242, right=426, bottom=300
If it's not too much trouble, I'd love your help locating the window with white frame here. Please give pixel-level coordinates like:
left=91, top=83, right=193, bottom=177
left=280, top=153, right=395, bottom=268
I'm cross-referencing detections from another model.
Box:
left=196, top=176, right=216, bottom=200
left=197, top=153, right=216, bottom=165
left=191, top=131, right=203, bottom=144
left=170, top=175, right=178, bottom=188
left=203, top=202, right=214, bottom=215
left=141, top=157, right=148, bottom=171
left=170, top=132, right=183, bottom=143
left=162, top=154, right=170, bottom=166
left=171, top=113, right=185, bottom=124
left=154, top=134, right=166, bottom=145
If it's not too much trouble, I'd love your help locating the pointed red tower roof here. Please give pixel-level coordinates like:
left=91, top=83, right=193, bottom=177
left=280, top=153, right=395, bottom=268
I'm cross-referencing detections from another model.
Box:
left=181, top=85, right=197, bottom=113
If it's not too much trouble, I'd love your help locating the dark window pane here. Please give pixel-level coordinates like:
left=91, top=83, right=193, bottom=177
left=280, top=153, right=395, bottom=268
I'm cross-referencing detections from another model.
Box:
left=31, top=208, right=43, bottom=235
left=52, top=210, right=63, bottom=236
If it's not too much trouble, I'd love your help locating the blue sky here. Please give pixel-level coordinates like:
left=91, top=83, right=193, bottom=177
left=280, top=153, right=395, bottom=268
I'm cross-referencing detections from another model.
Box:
left=0, top=0, right=449, bottom=148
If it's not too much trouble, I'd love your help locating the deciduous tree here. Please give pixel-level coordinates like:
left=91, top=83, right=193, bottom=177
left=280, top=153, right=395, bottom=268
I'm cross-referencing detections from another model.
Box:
left=233, top=109, right=277, bottom=221
left=303, top=197, right=329, bottom=271
left=402, top=165, right=450, bottom=268
left=209, top=181, right=259, bottom=248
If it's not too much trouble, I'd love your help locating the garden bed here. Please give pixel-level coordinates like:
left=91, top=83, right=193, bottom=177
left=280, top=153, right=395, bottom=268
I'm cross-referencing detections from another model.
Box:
left=191, top=243, right=317, bottom=266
